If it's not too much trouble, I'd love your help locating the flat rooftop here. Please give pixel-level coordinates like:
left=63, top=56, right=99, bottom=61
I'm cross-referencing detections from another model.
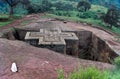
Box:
left=25, top=28, right=79, bottom=45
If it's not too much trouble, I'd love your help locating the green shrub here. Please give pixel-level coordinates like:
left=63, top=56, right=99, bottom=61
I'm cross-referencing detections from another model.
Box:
left=54, top=11, right=73, bottom=17
left=114, top=56, right=120, bottom=68
left=108, top=56, right=120, bottom=79
left=14, top=3, right=28, bottom=14
left=57, top=69, right=64, bottom=79
left=67, top=67, right=108, bottom=79
left=77, top=11, right=98, bottom=19
left=28, top=0, right=52, bottom=13
left=57, top=12, right=62, bottom=16
left=57, top=67, right=109, bottom=79
left=53, top=1, right=75, bottom=11
left=0, top=5, right=8, bottom=14
left=0, top=3, right=27, bottom=15
left=109, top=69, right=120, bottom=79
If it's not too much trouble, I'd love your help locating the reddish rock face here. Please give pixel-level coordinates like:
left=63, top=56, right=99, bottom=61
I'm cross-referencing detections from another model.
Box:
left=0, top=38, right=113, bottom=79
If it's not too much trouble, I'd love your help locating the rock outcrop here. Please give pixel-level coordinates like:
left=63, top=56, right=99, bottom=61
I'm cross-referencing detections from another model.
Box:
left=0, top=38, right=113, bottom=79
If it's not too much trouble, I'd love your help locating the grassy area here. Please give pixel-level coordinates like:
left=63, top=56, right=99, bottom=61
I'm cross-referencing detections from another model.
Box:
left=0, top=21, right=13, bottom=27
left=109, top=69, right=120, bottom=79
left=0, top=14, right=22, bottom=28
left=109, top=56, right=120, bottom=79
left=57, top=67, right=109, bottom=79
left=90, top=5, right=108, bottom=13
left=42, top=13, right=102, bottom=25
left=67, top=67, right=108, bottom=79
left=0, top=14, right=11, bottom=27
left=57, top=67, right=120, bottom=79
left=57, top=57, right=120, bottom=79
left=0, top=14, right=9, bottom=19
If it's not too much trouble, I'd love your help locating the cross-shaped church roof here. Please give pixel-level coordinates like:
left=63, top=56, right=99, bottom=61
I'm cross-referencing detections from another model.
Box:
left=25, top=28, right=78, bottom=45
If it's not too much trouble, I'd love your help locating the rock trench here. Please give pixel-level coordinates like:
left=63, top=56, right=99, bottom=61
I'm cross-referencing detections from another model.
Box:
left=0, top=28, right=118, bottom=63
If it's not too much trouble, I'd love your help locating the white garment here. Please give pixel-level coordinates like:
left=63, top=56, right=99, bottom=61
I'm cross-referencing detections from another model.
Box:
left=11, top=62, right=18, bottom=72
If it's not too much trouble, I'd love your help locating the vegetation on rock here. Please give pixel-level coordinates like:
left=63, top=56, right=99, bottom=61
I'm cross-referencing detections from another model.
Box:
left=103, top=7, right=120, bottom=28
left=57, top=57, right=120, bottom=79
left=57, top=67, right=109, bottom=79
left=77, top=1, right=91, bottom=12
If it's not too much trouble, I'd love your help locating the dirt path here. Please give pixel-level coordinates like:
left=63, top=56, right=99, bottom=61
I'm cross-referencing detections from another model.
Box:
left=0, top=14, right=41, bottom=30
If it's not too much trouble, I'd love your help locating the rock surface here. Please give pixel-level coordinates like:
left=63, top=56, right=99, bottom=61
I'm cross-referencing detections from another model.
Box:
left=0, top=38, right=113, bottom=79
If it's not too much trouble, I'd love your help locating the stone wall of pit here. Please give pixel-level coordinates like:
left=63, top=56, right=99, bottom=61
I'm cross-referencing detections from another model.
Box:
left=91, top=34, right=118, bottom=63
left=75, top=30, right=118, bottom=63
left=39, top=44, right=66, bottom=54
left=75, top=31, right=92, bottom=59
left=65, top=39, right=79, bottom=57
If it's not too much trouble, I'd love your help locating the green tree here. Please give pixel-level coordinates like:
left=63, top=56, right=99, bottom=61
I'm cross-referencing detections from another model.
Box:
left=41, top=0, right=52, bottom=12
left=27, top=0, right=52, bottom=13
left=103, top=7, right=119, bottom=28
left=3, top=0, right=20, bottom=15
left=77, top=0, right=91, bottom=12
left=53, top=1, right=74, bottom=11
